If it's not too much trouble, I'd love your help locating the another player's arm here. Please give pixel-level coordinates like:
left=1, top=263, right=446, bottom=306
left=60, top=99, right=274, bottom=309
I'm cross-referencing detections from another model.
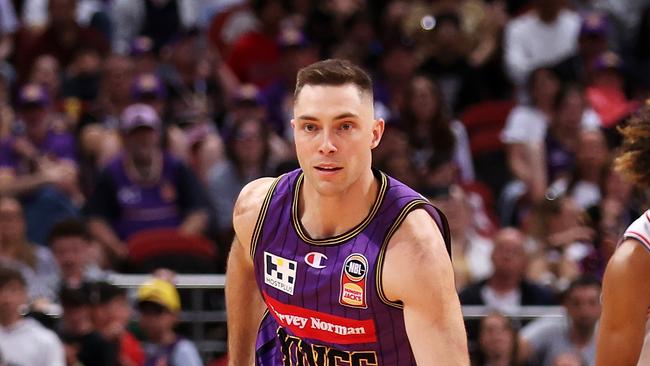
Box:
left=226, top=178, right=275, bottom=366
left=382, top=209, right=469, bottom=365
left=595, top=239, right=650, bottom=366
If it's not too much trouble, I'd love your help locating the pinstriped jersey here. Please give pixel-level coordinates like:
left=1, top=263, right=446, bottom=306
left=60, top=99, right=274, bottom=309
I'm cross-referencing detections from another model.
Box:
left=251, top=168, right=450, bottom=366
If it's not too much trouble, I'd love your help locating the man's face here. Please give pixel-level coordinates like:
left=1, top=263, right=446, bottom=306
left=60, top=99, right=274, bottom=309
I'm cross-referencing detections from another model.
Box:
left=0, top=198, right=25, bottom=243
left=51, top=236, right=88, bottom=279
left=565, top=285, right=601, bottom=331
left=292, top=84, right=383, bottom=196
left=138, top=302, right=176, bottom=340
left=124, top=127, right=160, bottom=164
left=0, top=280, right=27, bottom=321
left=491, top=230, right=527, bottom=279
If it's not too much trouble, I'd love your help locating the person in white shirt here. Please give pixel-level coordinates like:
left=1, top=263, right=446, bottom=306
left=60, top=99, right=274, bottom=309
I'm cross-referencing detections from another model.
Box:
left=0, top=265, right=65, bottom=366
left=504, top=0, right=581, bottom=88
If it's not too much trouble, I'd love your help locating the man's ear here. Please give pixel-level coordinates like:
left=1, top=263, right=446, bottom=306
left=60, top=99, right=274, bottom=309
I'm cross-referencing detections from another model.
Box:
left=371, top=118, right=385, bottom=149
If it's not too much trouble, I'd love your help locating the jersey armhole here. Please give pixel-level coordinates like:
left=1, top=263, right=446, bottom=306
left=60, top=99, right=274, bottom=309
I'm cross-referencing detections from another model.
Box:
left=249, top=175, right=283, bottom=259
left=623, top=231, right=650, bottom=254
left=375, top=199, right=431, bottom=309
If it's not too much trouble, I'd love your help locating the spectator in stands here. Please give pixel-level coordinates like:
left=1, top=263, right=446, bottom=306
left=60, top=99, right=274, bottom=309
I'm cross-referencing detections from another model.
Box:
left=89, top=281, right=145, bottom=366
left=29, top=55, right=62, bottom=108
left=400, top=74, right=475, bottom=182
left=0, top=196, right=60, bottom=300
left=59, top=285, right=115, bottom=366
left=527, top=197, right=596, bottom=291
left=137, top=278, right=203, bottom=366
left=577, top=12, right=610, bottom=81
left=470, top=312, right=521, bottom=366
left=130, top=72, right=167, bottom=118
left=547, top=129, right=610, bottom=210
left=520, top=276, right=601, bottom=366
left=503, top=0, right=580, bottom=90
left=226, top=0, right=288, bottom=88
left=425, top=184, right=494, bottom=290
left=130, top=36, right=159, bottom=77
left=0, top=265, right=65, bottom=366
left=18, top=0, right=109, bottom=77
left=418, top=10, right=482, bottom=113
left=459, top=227, right=556, bottom=313
left=86, top=104, right=209, bottom=266
left=48, top=219, right=105, bottom=289
left=0, top=83, right=82, bottom=244
left=207, top=117, right=274, bottom=244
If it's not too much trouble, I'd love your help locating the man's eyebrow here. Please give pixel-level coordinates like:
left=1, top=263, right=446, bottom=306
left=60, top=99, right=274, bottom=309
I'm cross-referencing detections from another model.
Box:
left=296, top=115, right=319, bottom=121
left=333, top=112, right=359, bottom=120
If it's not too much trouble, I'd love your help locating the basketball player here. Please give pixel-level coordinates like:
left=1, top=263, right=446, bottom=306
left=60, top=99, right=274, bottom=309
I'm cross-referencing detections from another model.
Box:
left=595, top=104, right=650, bottom=366
left=225, top=59, right=468, bottom=365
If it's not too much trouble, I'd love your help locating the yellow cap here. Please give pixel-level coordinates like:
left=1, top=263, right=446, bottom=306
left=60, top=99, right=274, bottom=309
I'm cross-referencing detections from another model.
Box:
left=137, top=278, right=180, bottom=312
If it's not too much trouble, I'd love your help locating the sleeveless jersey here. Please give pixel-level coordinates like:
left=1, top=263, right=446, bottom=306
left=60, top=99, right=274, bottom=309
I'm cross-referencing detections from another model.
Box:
left=622, top=210, right=650, bottom=365
left=252, top=169, right=450, bottom=366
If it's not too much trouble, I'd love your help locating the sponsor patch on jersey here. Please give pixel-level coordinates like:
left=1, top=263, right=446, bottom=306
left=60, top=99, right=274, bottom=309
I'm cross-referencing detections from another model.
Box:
left=263, top=292, right=377, bottom=344
left=304, top=252, right=328, bottom=269
left=339, top=254, right=368, bottom=308
left=264, top=252, right=297, bottom=295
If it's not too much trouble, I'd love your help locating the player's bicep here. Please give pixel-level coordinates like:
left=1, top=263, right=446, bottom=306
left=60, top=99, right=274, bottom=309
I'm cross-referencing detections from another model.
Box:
left=596, top=240, right=650, bottom=365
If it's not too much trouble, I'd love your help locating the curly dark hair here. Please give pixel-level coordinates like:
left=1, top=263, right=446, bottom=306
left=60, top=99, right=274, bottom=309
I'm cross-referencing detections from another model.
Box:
left=614, top=103, right=650, bottom=188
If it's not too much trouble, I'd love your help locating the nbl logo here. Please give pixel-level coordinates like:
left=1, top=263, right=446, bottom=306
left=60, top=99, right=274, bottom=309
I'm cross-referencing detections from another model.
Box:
left=339, top=254, right=369, bottom=308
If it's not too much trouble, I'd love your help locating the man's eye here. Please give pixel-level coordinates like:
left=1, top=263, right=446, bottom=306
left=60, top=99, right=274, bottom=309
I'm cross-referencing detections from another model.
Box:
left=341, top=123, right=352, bottom=130
left=304, top=124, right=317, bottom=132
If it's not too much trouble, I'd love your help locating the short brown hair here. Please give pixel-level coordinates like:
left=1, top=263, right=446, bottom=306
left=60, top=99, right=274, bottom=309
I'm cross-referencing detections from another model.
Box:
left=0, top=265, right=26, bottom=289
left=294, top=59, right=373, bottom=100
left=615, top=103, right=650, bottom=188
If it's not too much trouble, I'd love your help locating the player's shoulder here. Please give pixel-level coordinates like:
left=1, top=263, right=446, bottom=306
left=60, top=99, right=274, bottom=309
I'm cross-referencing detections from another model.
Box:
left=233, top=177, right=277, bottom=224
left=387, top=208, right=446, bottom=262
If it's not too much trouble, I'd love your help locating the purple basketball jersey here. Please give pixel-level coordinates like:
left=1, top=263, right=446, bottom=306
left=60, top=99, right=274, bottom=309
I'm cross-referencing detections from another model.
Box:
left=252, top=169, right=450, bottom=366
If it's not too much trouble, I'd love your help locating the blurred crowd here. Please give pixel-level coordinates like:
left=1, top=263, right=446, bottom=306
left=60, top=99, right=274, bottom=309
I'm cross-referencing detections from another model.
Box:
left=0, top=0, right=650, bottom=365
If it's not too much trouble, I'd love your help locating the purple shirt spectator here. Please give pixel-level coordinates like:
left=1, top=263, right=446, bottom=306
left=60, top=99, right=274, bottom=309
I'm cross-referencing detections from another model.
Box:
left=0, top=131, right=76, bottom=174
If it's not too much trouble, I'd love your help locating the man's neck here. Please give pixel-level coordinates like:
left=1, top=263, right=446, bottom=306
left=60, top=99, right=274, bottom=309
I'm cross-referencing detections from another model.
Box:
left=488, top=274, right=520, bottom=293
left=0, top=313, right=21, bottom=328
left=299, top=170, right=377, bottom=239
left=570, top=325, right=595, bottom=347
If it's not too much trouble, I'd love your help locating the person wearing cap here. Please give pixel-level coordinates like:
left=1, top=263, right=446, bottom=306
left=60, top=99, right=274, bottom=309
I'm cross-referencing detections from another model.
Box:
left=131, top=73, right=167, bottom=118
left=137, top=278, right=203, bottom=366
left=86, top=103, right=209, bottom=265
left=0, top=82, right=82, bottom=244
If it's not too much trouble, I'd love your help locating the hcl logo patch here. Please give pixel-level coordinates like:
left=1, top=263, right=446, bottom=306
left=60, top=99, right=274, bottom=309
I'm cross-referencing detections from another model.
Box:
left=339, top=254, right=368, bottom=309
left=264, top=252, right=297, bottom=295
left=304, top=252, right=328, bottom=269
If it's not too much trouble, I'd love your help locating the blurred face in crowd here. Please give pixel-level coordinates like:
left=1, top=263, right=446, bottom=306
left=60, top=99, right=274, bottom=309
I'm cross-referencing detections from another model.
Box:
left=138, top=302, right=176, bottom=342
left=576, top=130, right=608, bottom=172
left=103, top=55, right=134, bottom=102
left=0, top=279, right=26, bottom=325
left=233, top=118, right=266, bottom=168
left=292, top=83, right=383, bottom=196
left=49, top=0, right=77, bottom=28
left=91, top=296, right=131, bottom=339
left=479, top=314, right=516, bottom=361
left=124, top=126, right=160, bottom=166
left=51, top=235, right=89, bottom=281
left=30, top=55, right=61, bottom=98
left=537, top=0, right=564, bottom=22
left=21, top=104, right=49, bottom=141
left=0, top=197, right=26, bottom=244
left=555, top=88, right=584, bottom=132
left=564, top=284, right=601, bottom=333
left=491, top=228, right=528, bottom=279
left=409, top=76, right=439, bottom=123
left=531, top=68, right=560, bottom=108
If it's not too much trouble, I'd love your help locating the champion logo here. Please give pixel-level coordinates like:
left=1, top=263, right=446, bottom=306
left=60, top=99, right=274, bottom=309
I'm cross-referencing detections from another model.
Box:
left=304, top=252, right=328, bottom=269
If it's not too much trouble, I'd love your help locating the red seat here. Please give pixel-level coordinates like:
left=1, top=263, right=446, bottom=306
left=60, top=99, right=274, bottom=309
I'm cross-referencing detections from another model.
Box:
left=459, top=99, right=516, bottom=156
left=127, top=229, right=217, bottom=273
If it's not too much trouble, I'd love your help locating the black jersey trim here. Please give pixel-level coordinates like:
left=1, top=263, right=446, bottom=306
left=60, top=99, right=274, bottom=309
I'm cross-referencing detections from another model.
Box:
left=290, top=170, right=387, bottom=245
left=250, top=175, right=283, bottom=258
left=375, top=199, right=431, bottom=309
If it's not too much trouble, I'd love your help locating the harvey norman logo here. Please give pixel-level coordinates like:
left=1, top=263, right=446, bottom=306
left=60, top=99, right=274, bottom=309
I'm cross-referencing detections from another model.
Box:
left=263, top=292, right=377, bottom=345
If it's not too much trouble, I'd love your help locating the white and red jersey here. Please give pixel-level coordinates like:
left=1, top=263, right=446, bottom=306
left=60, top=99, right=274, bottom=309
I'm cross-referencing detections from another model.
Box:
left=622, top=210, right=650, bottom=252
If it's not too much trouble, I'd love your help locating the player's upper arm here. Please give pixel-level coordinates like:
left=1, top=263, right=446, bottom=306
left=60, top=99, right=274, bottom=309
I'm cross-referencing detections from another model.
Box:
left=596, top=239, right=650, bottom=366
left=231, top=177, right=277, bottom=259
left=382, top=208, right=468, bottom=365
